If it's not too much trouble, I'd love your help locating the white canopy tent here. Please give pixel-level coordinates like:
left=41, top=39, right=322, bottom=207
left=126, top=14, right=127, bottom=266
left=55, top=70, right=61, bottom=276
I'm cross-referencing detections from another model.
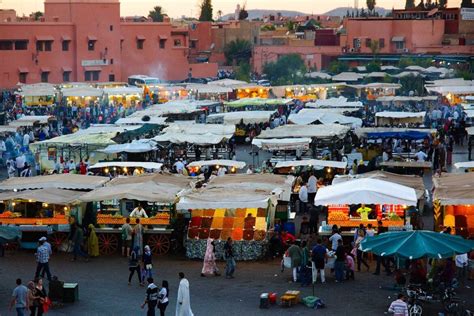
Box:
left=392, top=71, right=424, bottom=78
left=0, top=174, right=109, bottom=191
left=274, top=159, right=347, bottom=169
left=375, top=111, right=425, bottom=126
left=206, top=111, right=276, bottom=125
left=304, top=72, right=332, bottom=80
left=257, top=124, right=350, bottom=139
left=288, top=109, right=362, bottom=127
left=88, top=161, right=163, bottom=170
left=454, top=161, right=474, bottom=169
left=101, top=140, right=157, bottom=154
left=102, top=86, right=142, bottom=96
left=314, top=178, right=417, bottom=206
left=153, top=123, right=235, bottom=145
left=115, top=117, right=167, bottom=125
left=17, top=83, right=56, bottom=97
left=251, top=137, right=312, bottom=150
left=332, top=72, right=364, bottom=82
left=187, top=159, right=246, bottom=169
left=61, top=87, right=103, bottom=97
left=306, top=96, right=363, bottom=109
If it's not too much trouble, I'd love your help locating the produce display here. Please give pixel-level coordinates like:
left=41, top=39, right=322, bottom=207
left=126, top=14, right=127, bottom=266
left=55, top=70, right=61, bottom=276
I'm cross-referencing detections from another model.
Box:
left=96, top=213, right=170, bottom=225
left=328, top=211, right=348, bottom=221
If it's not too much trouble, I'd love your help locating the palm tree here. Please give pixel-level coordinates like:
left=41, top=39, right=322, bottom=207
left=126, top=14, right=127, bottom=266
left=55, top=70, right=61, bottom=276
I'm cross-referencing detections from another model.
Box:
left=216, top=10, right=223, bottom=21
left=367, top=0, right=376, bottom=14
left=224, top=39, right=252, bottom=66
left=148, top=6, right=165, bottom=22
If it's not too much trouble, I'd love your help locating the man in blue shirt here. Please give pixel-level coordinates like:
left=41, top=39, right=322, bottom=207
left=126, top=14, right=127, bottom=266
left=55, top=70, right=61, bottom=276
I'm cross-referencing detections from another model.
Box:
left=10, top=278, right=29, bottom=316
left=311, top=238, right=328, bottom=283
left=35, top=239, right=52, bottom=281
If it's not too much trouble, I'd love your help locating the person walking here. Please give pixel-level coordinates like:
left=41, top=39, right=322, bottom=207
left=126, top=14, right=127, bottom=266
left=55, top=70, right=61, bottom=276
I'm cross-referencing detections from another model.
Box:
left=334, top=239, right=345, bottom=283
left=298, top=182, right=308, bottom=214
left=71, top=223, right=89, bottom=262
left=223, top=237, right=236, bottom=279
left=27, top=281, right=38, bottom=315
left=201, top=239, right=220, bottom=277
left=128, top=246, right=143, bottom=286
left=121, top=217, right=133, bottom=257
left=158, top=280, right=169, bottom=316
left=388, top=293, right=409, bottom=316
left=133, top=218, right=144, bottom=256
left=287, top=240, right=302, bottom=282
left=455, top=253, right=469, bottom=288
left=38, top=237, right=52, bottom=279
left=9, top=278, right=29, bottom=316
left=141, top=277, right=159, bottom=316
left=354, top=229, right=369, bottom=272
left=307, top=172, right=317, bottom=205
left=311, top=238, right=328, bottom=284
left=32, top=278, right=48, bottom=316
left=176, top=272, right=193, bottom=316
left=34, top=239, right=52, bottom=281
left=143, top=245, right=153, bottom=279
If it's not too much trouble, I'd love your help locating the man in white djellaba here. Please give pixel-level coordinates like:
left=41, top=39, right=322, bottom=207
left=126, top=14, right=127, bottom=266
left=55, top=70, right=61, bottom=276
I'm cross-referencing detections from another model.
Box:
left=176, top=272, right=193, bottom=316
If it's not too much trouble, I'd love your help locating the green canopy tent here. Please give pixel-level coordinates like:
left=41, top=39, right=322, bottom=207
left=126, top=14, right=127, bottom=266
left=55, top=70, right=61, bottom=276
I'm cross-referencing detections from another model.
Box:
left=360, top=230, right=474, bottom=260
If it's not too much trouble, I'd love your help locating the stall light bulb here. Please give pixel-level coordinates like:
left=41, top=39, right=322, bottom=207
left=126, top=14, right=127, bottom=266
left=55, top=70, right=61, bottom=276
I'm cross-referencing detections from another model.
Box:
left=12, top=202, right=16, bottom=206
left=123, top=167, right=128, bottom=172
left=216, top=165, right=220, bottom=169
left=44, top=203, right=48, bottom=207
left=28, top=199, right=33, bottom=202
left=64, top=206, right=68, bottom=211
left=113, top=167, right=117, bottom=171
left=231, top=167, right=236, bottom=173
left=104, top=168, right=109, bottom=173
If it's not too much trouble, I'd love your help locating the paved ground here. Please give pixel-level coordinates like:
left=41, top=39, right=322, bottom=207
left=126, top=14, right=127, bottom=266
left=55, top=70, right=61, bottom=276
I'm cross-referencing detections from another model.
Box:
left=1, top=251, right=473, bottom=316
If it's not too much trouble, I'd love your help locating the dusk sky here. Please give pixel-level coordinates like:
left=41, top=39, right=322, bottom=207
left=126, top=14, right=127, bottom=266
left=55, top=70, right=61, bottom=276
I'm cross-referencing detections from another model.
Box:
left=2, top=0, right=463, bottom=18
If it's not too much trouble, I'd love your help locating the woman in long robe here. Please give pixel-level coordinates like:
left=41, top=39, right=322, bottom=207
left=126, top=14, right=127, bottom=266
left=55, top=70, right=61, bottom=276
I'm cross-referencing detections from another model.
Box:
left=201, top=239, right=220, bottom=277
left=87, top=224, right=99, bottom=257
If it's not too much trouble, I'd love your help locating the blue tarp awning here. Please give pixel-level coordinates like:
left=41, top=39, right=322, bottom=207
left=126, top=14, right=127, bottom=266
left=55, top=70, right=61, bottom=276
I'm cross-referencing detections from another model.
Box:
left=367, top=130, right=430, bottom=140
left=0, top=226, right=21, bottom=243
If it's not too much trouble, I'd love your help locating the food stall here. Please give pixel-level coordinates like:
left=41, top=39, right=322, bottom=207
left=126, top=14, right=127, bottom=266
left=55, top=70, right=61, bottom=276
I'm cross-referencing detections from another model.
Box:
left=0, top=174, right=109, bottom=250
left=273, top=159, right=347, bottom=177
left=271, top=84, right=338, bottom=101
left=306, top=96, right=363, bottom=110
left=88, top=161, right=163, bottom=177
left=78, top=173, right=192, bottom=254
left=288, top=109, right=362, bottom=127
left=17, top=83, right=56, bottom=106
left=186, top=159, right=245, bottom=175
left=178, top=174, right=291, bottom=260
left=315, top=178, right=417, bottom=236
left=224, top=98, right=293, bottom=112
left=346, top=83, right=401, bottom=100
left=375, top=111, right=426, bottom=127
left=186, top=84, right=232, bottom=101
left=102, top=86, right=143, bottom=107
left=235, top=85, right=269, bottom=99
left=61, top=86, right=103, bottom=106
left=432, top=172, right=474, bottom=237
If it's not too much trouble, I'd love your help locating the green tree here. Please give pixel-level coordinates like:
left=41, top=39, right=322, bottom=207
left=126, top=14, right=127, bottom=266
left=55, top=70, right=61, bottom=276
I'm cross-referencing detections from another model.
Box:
left=328, top=60, right=349, bottom=74
left=455, top=69, right=473, bottom=80
left=369, top=39, right=380, bottom=60
left=366, top=61, right=381, bottom=72
left=461, top=0, right=473, bottom=8
left=235, top=62, right=251, bottom=82
left=438, top=0, right=447, bottom=7
left=263, top=54, right=307, bottom=85
left=148, top=6, right=165, bottom=22
left=238, top=4, right=248, bottom=20
left=399, top=74, right=425, bottom=96
left=260, top=24, right=276, bottom=31
left=405, top=0, right=415, bottom=8
left=199, top=0, right=213, bottom=21
left=286, top=20, right=296, bottom=32
left=223, top=39, right=252, bottom=65
left=32, top=11, right=43, bottom=21
left=399, top=57, right=432, bottom=68
left=216, top=10, right=223, bottom=21
left=367, top=0, right=376, bottom=13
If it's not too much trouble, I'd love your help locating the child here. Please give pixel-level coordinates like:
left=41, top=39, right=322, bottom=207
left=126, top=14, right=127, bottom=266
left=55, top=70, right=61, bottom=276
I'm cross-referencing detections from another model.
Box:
left=345, top=253, right=355, bottom=280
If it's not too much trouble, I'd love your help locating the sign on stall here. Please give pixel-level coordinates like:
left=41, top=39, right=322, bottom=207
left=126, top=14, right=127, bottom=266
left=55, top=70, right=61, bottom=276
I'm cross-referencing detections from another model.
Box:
left=81, top=59, right=109, bottom=67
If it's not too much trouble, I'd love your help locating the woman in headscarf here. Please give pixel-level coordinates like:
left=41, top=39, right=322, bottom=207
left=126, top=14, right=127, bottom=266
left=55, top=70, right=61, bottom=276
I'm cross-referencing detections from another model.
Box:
left=133, top=218, right=144, bottom=256
left=27, top=281, right=39, bottom=315
left=201, top=239, right=220, bottom=277
left=87, top=224, right=99, bottom=257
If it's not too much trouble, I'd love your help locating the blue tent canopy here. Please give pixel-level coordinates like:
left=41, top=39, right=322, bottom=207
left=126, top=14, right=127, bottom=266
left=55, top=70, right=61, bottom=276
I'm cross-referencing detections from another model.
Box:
left=0, top=226, right=21, bottom=243
left=367, top=130, right=430, bottom=140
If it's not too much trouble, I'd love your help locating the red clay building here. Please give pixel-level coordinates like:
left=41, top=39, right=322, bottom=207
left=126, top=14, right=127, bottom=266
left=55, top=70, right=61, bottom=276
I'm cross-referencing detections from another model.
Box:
left=0, top=0, right=217, bottom=88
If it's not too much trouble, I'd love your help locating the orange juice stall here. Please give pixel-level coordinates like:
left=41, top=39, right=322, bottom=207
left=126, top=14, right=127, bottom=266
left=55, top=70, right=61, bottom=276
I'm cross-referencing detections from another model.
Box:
left=433, top=172, right=474, bottom=238
left=315, top=178, right=417, bottom=236
left=78, top=173, right=192, bottom=255
left=177, top=174, right=291, bottom=261
left=0, top=188, right=79, bottom=250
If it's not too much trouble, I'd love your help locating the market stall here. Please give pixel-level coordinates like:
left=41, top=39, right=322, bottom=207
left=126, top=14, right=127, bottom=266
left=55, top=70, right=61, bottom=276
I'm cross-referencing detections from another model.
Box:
left=306, top=97, right=363, bottom=109
left=234, top=85, right=269, bottom=99
left=271, top=84, right=340, bottom=101
left=206, top=110, right=276, bottom=125
left=315, top=178, right=417, bottom=235
left=17, top=83, right=56, bottom=106
left=432, top=172, right=474, bottom=237
left=0, top=188, right=81, bottom=250
left=88, top=161, right=163, bottom=176
left=178, top=174, right=291, bottom=260
left=186, top=84, right=232, bottom=101
left=346, top=83, right=401, bottom=100
left=224, top=98, right=292, bottom=112
left=186, top=159, right=245, bottom=175
left=78, top=173, right=192, bottom=254
left=61, top=86, right=103, bottom=106
left=102, top=86, right=143, bottom=107
left=288, top=109, right=362, bottom=127
left=375, top=111, right=426, bottom=127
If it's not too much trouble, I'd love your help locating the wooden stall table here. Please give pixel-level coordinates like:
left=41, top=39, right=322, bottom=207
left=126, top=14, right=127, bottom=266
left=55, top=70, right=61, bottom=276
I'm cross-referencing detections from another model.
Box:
left=380, top=161, right=431, bottom=175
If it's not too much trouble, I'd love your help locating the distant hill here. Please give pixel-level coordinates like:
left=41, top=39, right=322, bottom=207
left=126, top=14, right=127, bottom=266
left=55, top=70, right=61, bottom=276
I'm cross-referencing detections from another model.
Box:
left=222, top=9, right=308, bottom=21
left=323, top=6, right=391, bottom=17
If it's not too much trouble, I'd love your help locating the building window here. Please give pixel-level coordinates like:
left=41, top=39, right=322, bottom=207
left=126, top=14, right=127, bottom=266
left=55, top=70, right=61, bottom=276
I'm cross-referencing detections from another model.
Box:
left=14, top=40, right=28, bottom=50
left=36, top=40, right=52, bottom=52
left=110, top=58, right=114, bottom=65
left=84, top=70, right=100, bottom=81
left=62, top=40, right=70, bottom=51
left=137, top=39, right=144, bottom=49
left=395, top=41, right=405, bottom=50
left=63, top=71, right=71, bottom=82
left=365, top=38, right=371, bottom=48
left=88, top=40, right=96, bottom=51
left=379, top=38, right=385, bottom=48
left=173, top=39, right=182, bottom=47
left=19, top=72, right=27, bottom=84
left=159, top=39, right=166, bottom=49
left=110, top=25, right=113, bottom=31
left=0, top=40, right=14, bottom=50
left=41, top=72, right=49, bottom=83
left=190, top=40, right=197, bottom=49
left=120, top=39, right=124, bottom=51
left=109, top=74, right=115, bottom=82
